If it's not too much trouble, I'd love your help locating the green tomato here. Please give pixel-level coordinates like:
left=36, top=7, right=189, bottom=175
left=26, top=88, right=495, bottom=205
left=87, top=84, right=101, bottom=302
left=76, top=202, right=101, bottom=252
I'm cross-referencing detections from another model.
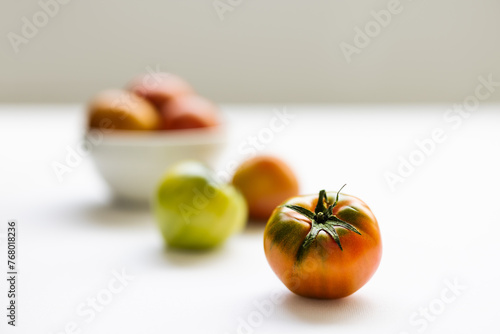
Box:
left=154, top=161, right=248, bottom=249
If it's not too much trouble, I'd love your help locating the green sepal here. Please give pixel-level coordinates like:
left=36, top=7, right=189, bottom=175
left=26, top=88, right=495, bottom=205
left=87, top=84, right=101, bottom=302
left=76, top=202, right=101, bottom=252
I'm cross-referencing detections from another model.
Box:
left=281, top=205, right=315, bottom=220
left=283, top=185, right=362, bottom=263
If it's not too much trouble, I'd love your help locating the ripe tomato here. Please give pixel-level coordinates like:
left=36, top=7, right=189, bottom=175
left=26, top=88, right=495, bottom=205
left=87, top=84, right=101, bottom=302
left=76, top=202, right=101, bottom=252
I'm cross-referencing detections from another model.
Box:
left=160, top=95, right=219, bottom=130
left=88, top=89, right=161, bottom=131
left=128, top=72, right=193, bottom=110
left=264, top=186, right=382, bottom=299
left=232, top=156, right=299, bottom=221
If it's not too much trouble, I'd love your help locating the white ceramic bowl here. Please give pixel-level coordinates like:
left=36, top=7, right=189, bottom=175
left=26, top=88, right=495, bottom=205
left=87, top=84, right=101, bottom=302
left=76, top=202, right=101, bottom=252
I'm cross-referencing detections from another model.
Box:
left=87, top=126, right=226, bottom=204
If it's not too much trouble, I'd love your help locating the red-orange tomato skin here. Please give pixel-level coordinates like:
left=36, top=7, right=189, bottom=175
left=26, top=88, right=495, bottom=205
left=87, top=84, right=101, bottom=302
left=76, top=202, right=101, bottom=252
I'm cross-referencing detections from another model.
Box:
left=264, top=193, right=382, bottom=299
left=128, top=73, right=193, bottom=110
left=160, top=95, right=219, bottom=130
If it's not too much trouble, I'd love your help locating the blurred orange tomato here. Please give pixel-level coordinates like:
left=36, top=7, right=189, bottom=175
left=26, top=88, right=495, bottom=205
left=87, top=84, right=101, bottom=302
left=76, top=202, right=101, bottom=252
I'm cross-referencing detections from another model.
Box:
left=232, top=156, right=299, bottom=220
left=87, top=89, right=161, bottom=131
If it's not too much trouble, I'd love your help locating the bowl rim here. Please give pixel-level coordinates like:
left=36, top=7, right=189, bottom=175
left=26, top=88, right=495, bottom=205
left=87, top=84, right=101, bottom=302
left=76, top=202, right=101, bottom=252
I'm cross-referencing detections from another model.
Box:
left=84, top=124, right=226, bottom=146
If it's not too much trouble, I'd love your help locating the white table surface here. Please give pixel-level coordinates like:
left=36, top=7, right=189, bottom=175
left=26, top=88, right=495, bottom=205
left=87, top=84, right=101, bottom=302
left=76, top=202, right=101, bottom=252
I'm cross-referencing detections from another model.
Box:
left=1, top=105, right=499, bottom=334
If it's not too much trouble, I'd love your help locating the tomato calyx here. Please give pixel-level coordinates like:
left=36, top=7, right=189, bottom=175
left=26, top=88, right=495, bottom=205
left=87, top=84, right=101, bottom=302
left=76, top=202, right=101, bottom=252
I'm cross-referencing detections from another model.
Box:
left=281, top=185, right=361, bottom=262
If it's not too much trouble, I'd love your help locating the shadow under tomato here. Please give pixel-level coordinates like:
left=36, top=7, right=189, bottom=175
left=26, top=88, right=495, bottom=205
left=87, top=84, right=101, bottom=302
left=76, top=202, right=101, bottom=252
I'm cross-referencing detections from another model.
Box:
left=280, top=292, right=376, bottom=324
left=151, top=242, right=231, bottom=268
left=80, top=200, right=152, bottom=228
left=243, top=219, right=266, bottom=236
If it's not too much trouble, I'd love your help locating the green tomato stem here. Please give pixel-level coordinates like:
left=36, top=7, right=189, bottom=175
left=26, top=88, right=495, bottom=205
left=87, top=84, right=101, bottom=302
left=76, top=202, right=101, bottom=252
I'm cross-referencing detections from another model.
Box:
left=281, top=185, right=361, bottom=262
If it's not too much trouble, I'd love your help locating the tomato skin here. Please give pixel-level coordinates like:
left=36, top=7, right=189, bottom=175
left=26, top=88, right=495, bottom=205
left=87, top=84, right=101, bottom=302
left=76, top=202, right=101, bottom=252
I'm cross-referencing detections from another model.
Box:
left=232, top=156, right=299, bottom=221
left=88, top=89, right=161, bottom=131
left=154, top=161, right=247, bottom=249
left=160, top=95, right=219, bottom=130
left=264, top=192, right=382, bottom=299
left=128, top=73, right=193, bottom=110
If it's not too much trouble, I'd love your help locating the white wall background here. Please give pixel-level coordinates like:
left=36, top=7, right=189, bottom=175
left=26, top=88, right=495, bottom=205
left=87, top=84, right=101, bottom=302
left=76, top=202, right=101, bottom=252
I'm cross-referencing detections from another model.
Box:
left=1, top=0, right=499, bottom=103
